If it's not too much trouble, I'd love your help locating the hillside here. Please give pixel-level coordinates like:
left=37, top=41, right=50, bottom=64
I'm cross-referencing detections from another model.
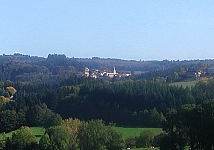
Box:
left=0, top=53, right=214, bottom=84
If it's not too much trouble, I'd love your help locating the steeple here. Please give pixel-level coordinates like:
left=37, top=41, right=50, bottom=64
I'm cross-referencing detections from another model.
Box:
left=113, top=67, right=116, bottom=74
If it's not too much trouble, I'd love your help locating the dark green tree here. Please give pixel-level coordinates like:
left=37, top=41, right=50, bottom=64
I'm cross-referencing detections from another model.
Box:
left=0, top=133, right=6, bottom=150
left=38, top=133, right=51, bottom=150
left=0, top=110, right=17, bottom=132
left=77, top=120, right=124, bottom=150
left=10, top=126, right=37, bottom=150
left=45, top=126, right=70, bottom=150
left=77, top=120, right=109, bottom=150
left=135, top=130, right=153, bottom=148
left=106, top=127, right=124, bottom=150
left=43, top=113, right=62, bottom=128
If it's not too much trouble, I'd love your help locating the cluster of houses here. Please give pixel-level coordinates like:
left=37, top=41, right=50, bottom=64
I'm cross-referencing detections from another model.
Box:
left=76, top=65, right=214, bottom=79
left=78, top=67, right=132, bottom=78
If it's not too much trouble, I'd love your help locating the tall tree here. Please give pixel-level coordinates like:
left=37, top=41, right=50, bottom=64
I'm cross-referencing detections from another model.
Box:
left=135, top=130, right=153, bottom=148
left=10, top=126, right=37, bottom=150
left=61, top=118, right=81, bottom=150
left=45, top=126, right=70, bottom=150
left=39, top=133, right=51, bottom=150
left=77, top=120, right=124, bottom=150
left=0, top=110, right=17, bottom=132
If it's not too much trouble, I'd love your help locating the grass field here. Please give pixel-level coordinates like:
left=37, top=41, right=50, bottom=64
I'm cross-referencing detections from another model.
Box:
left=5, top=126, right=45, bottom=141
left=5, top=126, right=162, bottom=141
left=5, top=126, right=162, bottom=149
left=115, top=127, right=162, bottom=150
left=169, top=80, right=199, bottom=88
left=29, top=127, right=45, bottom=140
left=125, top=148, right=159, bottom=150
left=113, top=127, right=163, bottom=139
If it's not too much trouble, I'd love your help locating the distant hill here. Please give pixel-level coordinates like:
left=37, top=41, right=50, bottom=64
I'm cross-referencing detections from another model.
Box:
left=0, top=53, right=214, bottom=83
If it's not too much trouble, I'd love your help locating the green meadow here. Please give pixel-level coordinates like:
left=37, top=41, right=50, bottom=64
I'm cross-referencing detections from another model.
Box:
left=4, top=126, right=164, bottom=149
left=127, top=148, right=159, bottom=150
left=5, top=126, right=162, bottom=141
left=169, top=80, right=199, bottom=88
left=113, top=127, right=163, bottom=139
left=5, top=126, right=45, bottom=141
left=114, top=127, right=162, bottom=150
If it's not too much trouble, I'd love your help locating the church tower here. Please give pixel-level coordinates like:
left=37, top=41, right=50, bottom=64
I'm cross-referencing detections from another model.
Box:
left=113, top=67, right=116, bottom=74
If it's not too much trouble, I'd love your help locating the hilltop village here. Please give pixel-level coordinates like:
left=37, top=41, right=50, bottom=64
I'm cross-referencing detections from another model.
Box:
left=79, top=67, right=132, bottom=78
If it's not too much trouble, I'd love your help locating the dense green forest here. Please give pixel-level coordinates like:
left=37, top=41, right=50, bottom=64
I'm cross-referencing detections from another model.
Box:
left=1, top=53, right=214, bottom=149
left=0, top=53, right=214, bottom=83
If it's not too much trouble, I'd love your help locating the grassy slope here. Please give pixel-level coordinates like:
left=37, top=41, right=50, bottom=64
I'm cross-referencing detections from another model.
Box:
left=127, top=148, right=159, bottom=150
left=169, top=80, right=199, bottom=88
left=5, top=127, right=45, bottom=141
left=29, top=127, right=45, bottom=140
left=113, top=127, right=163, bottom=140
left=5, top=126, right=162, bottom=141
left=6, top=126, right=163, bottom=149
left=115, top=127, right=162, bottom=150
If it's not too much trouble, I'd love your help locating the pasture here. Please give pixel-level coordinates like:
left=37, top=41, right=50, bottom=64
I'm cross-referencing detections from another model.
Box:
left=5, top=126, right=45, bottom=141
left=5, top=126, right=162, bottom=141
left=169, top=80, right=199, bottom=88
left=113, top=127, right=162, bottom=139
left=5, top=126, right=163, bottom=149
left=126, top=148, right=159, bottom=150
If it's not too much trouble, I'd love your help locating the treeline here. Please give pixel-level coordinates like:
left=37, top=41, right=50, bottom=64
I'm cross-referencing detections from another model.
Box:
left=0, top=71, right=214, bottom=149
left=161, top=100, right=214, bottom=150
left=55, top=77, right=214, bottom=127
left=0, top=53, right=214, bottom=84
left=0, top=119, right=125, bottom=150
left=1, top=76, right=214, bottom=132
left=3, top=100, right=214, bottom=150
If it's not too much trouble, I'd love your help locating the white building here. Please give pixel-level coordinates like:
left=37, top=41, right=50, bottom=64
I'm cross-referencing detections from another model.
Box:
left=84, top=67, right=90, bottom=77
left=107, top=67, right=118, bottom=78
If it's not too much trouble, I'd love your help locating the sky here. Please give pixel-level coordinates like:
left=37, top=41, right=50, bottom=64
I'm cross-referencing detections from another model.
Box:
left=0, top=1, right=214, bottom=61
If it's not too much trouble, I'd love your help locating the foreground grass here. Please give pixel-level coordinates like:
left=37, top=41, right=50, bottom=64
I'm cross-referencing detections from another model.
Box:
left=113, top=127, right=162, bottom=139
left=116, top=127, right=162, bottom=150
left=28, top=127, right=45, bottom=140
left=5, top=126, right=162, bottom=141
left=169, top=80, right=199, bottom=88
left=5, top=126, right=45, bottom=141
left=124, top=148, right=159, bottom=150
left=5, top=126, right=163, bottom=149
left=123, top=147, right=159, bottom=150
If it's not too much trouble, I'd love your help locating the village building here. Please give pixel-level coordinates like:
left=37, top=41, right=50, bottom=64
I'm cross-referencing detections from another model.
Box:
left=83, top=67, right=131, bottom=78
left=107, top=67, right=118, bottom=78
left=84, top=67, right=90, bottom=77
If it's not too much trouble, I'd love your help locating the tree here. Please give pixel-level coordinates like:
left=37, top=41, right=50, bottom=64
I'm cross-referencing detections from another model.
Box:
left=77, top=120, right=124, bottom=150
left=45, top=126, right=70, bottom=150
left=162, top=108, right=185, bottom=150
left=125, top=137, right=136, bottom=148
left=0, top=96, right=10, bottom=106
left=6, top=86, right=16, bottom=97
left=77, top=120, right=109, bottom=150
left=39, top=133, right=51, bottom=150
left=0, top=110, right=17, bottom=132
left=0, top=133, right=6, bottom=150
left=135, top=130, right=153, bottom=148
left=10, top=126, right=37, bottom=150
left=61, top=118, right=81, bottom=149
left=16, top=110, right=26, bottom=127
left=26, top=103, right=62, bottom=127
left=43, top=113, right=62, bottom=128
left=26, top=104, right=47, bottom=126
left=106, top=127, right=124, bottom=150
left=152, top=132, right=166, bottom=147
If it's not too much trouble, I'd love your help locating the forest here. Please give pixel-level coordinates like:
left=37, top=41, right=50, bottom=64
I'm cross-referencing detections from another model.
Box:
left=0, top=53, right=214, bottom=149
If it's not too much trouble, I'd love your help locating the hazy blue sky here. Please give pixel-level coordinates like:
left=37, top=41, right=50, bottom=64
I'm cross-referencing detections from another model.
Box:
left=0, top=1, right=214, bottom=60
